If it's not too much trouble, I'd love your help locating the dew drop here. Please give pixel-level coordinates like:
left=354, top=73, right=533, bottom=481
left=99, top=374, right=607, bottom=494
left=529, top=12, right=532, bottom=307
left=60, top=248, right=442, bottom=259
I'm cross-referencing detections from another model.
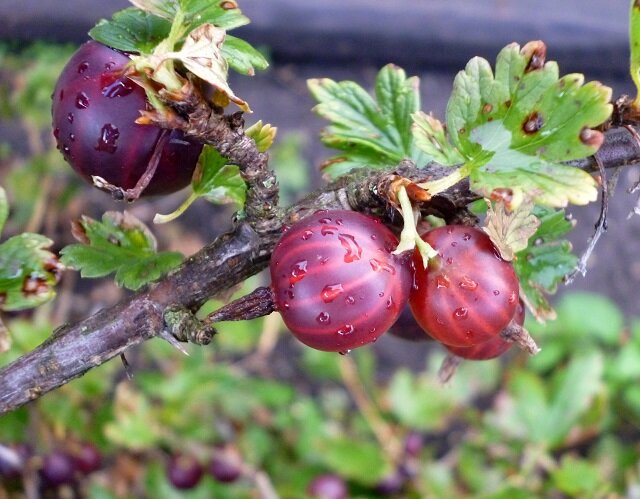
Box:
left=336, top=218, right=344, bottom=225
left=337, top=324, right=355, bottom=336
left=75, top=92, right=89, bottom=109
left=339, top=233, right=362, bottom=263
left=282, top=302, right=290, bottom=310
left=67, top=112, right=74, bottom=123
left=95, top=124, right=120, bottom=153
left=370, top=234, right=377, bottom=240
left=435, top=274, right=450, bottom=289
left=369, top=327, right=377, bottom=334
left=493, top=290, right=500, bottom=296
left=451, top=241, right=458, bottom=247
left=104, top=61, right=116, bottom=71
left=436, top=316, right=445, bottom=325
left=285, top=289, right=294, bottom=300
left=459, top=276, right=478, bottom=291
left=319, top=256, right=330, bottom=265
left=316, top=312, right=331, bottom=324
left=447, top=226, right=453, bottom=234
left=77, top=61, right=89, bottom=74
left=345, top=296, right=356, bottom=305
left=453, top=307, right=468, bottom=319
left=386, top=296, right=394, bottom=309
left=62, top=145, right=70, bottom=154
left=462, top=232, right=472, bottom=241
left=378, top=291, right=385, bottom=297
left=318, top=217, right=332, bottom=224
left=508, top=291, right=517, bottom=304
left=338, top=350, right=351, bottom=356
left=369, top=258, right=396, bottom=274
left=465, top=330, right=474, bottom=339
left=301, top=229, right=313, bottom=240
left=446, top=257, right=453, bottom=265
left=102, top=78, right=135, bottom=98
left=68, top=133, right=75, bottom=142
left=321, top=284, right=344, bottom=303
left=321, top=225, right=338, bottom=236
left=289, top=260, right=308, bottom=285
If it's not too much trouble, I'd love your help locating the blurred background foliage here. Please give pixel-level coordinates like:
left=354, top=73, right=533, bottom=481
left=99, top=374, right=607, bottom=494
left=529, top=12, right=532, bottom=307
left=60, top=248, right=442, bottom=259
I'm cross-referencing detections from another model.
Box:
left=1, top=41, right=640, bottom=499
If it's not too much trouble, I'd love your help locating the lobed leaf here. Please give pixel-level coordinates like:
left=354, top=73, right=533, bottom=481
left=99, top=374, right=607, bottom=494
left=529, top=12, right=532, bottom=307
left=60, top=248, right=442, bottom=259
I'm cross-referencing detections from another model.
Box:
left=483, top=198, right=540, bottom=261
left=0, top=234, right=61, bottom=311
left=309, top=64, right=430, bottom=177
left=89, top=8, right=171, bottom=54
left=194, top=145, right=246, bottom=206
left=222, top=35, right=269, bottom=76
left=60, top=211, right=183, bottom=291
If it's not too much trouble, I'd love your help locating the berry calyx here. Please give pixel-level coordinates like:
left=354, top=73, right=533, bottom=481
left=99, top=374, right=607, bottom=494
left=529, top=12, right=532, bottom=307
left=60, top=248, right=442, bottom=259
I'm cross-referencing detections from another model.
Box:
left=51, top=41, right=202, bottom=197
left=409, top=225, right=519, bottom=347
left=270, top=210, right=413, bottom=352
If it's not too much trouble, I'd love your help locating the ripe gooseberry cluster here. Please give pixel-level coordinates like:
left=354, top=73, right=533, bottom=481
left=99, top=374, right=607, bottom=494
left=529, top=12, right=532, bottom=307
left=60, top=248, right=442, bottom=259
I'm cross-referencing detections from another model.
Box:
left=51, top=41, right=202, bottom=197
left=166, top=450, right=242, bottom=490
left=264, top=211, right=524, bottom=362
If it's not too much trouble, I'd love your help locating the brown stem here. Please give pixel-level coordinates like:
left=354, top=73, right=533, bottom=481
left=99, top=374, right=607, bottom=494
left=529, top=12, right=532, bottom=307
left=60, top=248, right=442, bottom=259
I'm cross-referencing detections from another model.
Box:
left=205, top=286, right=276, bottom=324
left=0, top=122, right=639, bottom=414
left=500, top=321, right=540, bottom=355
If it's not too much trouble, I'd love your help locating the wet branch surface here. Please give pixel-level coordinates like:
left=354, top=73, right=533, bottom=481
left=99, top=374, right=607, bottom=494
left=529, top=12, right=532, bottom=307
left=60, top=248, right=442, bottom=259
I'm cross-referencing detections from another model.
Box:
left=1, top=119, right=640, bottom=415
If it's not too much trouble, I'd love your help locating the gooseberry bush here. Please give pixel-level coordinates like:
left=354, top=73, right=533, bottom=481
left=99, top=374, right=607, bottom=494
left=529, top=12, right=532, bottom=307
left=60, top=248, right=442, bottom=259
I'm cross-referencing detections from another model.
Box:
left=2, top=0, right=640, bottom=496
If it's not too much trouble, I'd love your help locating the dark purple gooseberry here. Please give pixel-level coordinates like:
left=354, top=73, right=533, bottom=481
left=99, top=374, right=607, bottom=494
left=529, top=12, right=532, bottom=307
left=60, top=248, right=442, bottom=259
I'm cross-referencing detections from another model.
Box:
left=208, top=454, right=241, bottom=484
left=270, top=210, right=413, bottom=352
left=40, top=451, right=76, bottom=487
left=409, top=226, right=519, bottom=348
left=167, top=454, right=203, bottom=490
left=444, top=298, right=525, bottom=360
left=51, top=41, right=202, bottom=196
left=73, top=442, right=102, bottom=475
left=387, top=305, right=434, bottom=342
left=307, top=473, right=348, bottom=499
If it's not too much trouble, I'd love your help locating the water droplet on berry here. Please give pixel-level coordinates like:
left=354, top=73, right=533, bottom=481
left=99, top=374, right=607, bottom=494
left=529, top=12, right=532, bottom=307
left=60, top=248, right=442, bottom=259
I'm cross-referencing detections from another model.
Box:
left=319, top=217, right=332, bottom=224
left=465, top=330, right=474, bottom=339
left=104, top=61, right=115, bottom=71
left=462, top=233, right=472, bottom=241
left=285, top=289, right=294, bottom=299
left=386, top=296, right=394, bottom=309
left=493, top=290, right=500, bottom=296
left=369, top=327, right=377, bottom=334
left=339, top=233, right=362, bottom=262
left=435, top=274, right=450, bottom=289
left=446, top=257, right=453, bottom=265
left=319, top=256, right=330, bottom=265
left=62, top=145, right=70, bottom=154
left=459, top=276, right=478, bottom=290
left=369, top=258, right=396, bottom=274
left=69, top=133, right=75, bottom=142
left=75, top=92, right=89, bottom=109
left=436, top=316, right=445, bottom=325
left=316, top=312, right=331, bottom=324
left=370, top=234, right=377, bottom=240
left=282, top=302, right=290, bottom=310
left=454, top=307, right=468, bottom=319
left=102, top=78, right=135, bottom=98
left=378, top=291, right=385, bottom=297
left=338, top=350, right=351, bottom=356
left=301, top=230, right=313, bottom=240
left=321, top=284, right=344, bottom=303
left=337, top=324, right=355, bottom=336
left=289, top=260, right=308, bottom=285
left=67, top=112, right=74, bottom=123
left=451, top=241, right=458, bottom=247
left=345, top=296, right=355, bottom=305
left=95, top=124, right=120, bottom=153
left=336, top=218, right=344, bottom=225
left=77, top=61, right=89, bottom=73
left=508, top=291, right=517, bottom=304
left=447, top=226, right=453, bottom=234
left=321, top=225, right=338, bottom=236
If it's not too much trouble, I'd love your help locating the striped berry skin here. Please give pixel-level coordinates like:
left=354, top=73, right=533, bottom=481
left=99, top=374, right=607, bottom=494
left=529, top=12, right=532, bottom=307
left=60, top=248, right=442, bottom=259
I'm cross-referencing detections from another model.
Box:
left=270, top=210, right=412, bottom=352
left=445, top=298, right=525, bottom=360
left=51, top=41, right=202, bottom=196
left=409, top=226, right=519, bottom=348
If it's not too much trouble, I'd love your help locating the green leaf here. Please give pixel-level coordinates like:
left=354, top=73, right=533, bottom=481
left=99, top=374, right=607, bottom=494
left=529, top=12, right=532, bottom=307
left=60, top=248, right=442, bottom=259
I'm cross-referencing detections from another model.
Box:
left=309, top=64, right=430, bottom=177
left=89, top=8, right=171, bottom=54
left=551, top=456, right=603, bottom=496
left=194, top=146, right=246, bottom=206
left=630, top=0, right=640, bottom=104
left=315, top=436, right=390, bottom=485
left=131, top=0, right=250, bottom=31
left=0, top=186, right=7, bottom=235
left=412, top=111, right=464, bottom=166
left=60, top=211, right=183, bottom=291
left=544, top=350, right=604, bottom=446
left=0, top=234, right=60, bottom=311
left=513, top=206, right=577, bottom=321
left=421, top=41, right=612, bottom=207
left=222, top=35, right=269, bottom=75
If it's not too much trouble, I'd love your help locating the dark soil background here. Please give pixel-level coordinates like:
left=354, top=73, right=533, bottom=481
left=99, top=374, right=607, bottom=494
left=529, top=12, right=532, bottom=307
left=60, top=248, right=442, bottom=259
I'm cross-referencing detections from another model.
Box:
left=1, top=1, right=638, bottom=369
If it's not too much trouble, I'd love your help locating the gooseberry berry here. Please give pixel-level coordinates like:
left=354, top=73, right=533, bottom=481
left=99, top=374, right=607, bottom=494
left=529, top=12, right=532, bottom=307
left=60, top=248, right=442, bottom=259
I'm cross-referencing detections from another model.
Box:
left=51, top=41, right=202, bottom=196
left=270, top=210, right=412, bottom=352
left=409, top=225, right=519, bottom=347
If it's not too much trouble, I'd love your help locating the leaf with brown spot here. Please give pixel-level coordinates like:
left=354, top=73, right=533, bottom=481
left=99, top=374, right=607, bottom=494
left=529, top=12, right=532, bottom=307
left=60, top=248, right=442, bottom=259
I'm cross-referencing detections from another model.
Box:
left=483, top=198, right=540, bottom=261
